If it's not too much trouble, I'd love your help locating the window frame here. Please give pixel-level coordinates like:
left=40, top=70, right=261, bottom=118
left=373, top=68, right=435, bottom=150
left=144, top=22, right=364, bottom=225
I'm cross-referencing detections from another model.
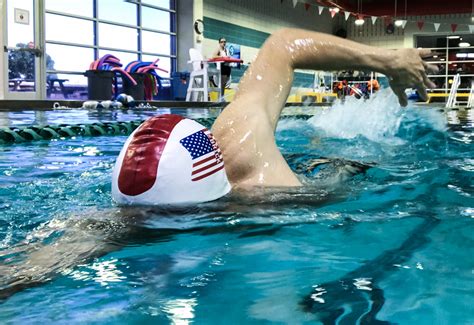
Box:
left=44, top=0, right=176, bottom=80
left=415, top=33, right=474, bottom=97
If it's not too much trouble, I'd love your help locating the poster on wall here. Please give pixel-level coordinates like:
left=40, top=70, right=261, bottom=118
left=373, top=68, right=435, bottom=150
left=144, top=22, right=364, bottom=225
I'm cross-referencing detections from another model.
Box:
left=227, top=43, right=241, bottom=69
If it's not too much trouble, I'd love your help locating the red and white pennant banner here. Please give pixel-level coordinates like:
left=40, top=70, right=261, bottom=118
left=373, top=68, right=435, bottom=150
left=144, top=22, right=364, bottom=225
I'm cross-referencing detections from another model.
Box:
left=285, top=0, right=471, bottom=33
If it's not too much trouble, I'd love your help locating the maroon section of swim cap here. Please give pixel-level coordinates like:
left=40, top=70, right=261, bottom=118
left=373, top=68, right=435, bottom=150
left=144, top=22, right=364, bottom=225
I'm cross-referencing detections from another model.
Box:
left=118, top=114, right=185, bottom=196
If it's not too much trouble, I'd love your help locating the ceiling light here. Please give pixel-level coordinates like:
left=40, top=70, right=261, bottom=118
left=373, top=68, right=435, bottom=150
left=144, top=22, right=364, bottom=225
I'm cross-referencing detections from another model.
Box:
left=394, top=20, right=404, bottom=27
left=433, top=55, right=438, bottom=58
left=459, top=42, right=470, bottom=47
left=447, top=35, right=460, bottom=39
left=355, top=17, right=365, bottom=26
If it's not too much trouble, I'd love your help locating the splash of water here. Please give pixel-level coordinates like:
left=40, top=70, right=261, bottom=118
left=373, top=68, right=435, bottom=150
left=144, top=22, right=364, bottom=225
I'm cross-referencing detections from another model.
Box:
left=308, top=89, right=405, bottom=144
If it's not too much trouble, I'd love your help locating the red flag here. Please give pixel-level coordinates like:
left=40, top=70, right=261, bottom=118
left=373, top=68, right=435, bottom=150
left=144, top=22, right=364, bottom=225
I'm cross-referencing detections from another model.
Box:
left=451, top=24, right=458, bottom=32
left=417, top=21, right=424, bottom=30
left=384, top=17, right=392, bottom=26
left=304, top=3, right=310, bottom=11
left=330, top=8, right=337, bottom=18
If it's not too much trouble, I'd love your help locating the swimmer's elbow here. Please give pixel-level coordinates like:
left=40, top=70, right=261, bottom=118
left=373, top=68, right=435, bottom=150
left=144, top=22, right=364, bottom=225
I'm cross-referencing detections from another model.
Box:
left=269, top=28, right=319, bottom=42
left=262, top=29, right=298, bottom=64
left=271, top=28, right=298, bottom=38
left=266, top=28, right=294, bottom=47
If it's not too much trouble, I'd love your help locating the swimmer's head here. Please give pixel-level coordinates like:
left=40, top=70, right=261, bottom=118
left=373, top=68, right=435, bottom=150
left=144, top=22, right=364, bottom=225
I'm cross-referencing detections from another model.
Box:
left=112, top=114, right=231, bottom=205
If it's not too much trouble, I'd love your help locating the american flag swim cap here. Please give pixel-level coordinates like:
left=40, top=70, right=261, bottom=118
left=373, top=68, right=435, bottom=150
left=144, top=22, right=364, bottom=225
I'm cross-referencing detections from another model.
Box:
left=112, top=114, right=231, bottom=205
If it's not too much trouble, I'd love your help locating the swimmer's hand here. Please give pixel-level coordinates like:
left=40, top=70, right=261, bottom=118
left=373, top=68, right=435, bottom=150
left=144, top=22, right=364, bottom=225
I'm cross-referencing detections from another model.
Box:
left=386, top=49, right=438, bottom=107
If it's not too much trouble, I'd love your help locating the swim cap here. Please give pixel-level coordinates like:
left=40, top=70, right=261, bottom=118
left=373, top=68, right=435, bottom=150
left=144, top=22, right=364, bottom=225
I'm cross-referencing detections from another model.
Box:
left=112, top=114, right=231, bottom=205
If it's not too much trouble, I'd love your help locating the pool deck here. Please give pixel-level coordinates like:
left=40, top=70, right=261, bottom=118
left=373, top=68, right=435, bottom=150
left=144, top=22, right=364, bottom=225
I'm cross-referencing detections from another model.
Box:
left=0, top=100, right=228, bottom=111
left=0, top=99, right=463, bottom=114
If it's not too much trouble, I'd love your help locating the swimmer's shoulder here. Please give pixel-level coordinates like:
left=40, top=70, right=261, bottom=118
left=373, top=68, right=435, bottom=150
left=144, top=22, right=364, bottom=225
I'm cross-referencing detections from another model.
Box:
left=212, top=105, right=301, bottom=187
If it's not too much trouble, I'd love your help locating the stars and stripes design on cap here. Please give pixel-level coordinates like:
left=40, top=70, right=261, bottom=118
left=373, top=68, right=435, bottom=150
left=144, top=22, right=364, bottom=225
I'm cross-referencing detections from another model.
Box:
left=179, top=128, right=225, bottom=181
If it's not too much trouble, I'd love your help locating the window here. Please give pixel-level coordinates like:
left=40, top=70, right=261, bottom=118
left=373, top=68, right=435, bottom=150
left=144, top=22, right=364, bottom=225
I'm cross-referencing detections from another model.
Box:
left=142, top=6, right=170, bottom=32
left=98, top=23, right=138, bottom=51
left=98, top=0, right=137, bottom=26
left=44, top=0, right=176, bottom=99
left=141, top=0, right=173, bottom=9
left=416, top=34, right=474, bottom=94
left=45, top=14, right=93, bottom=46
left=45, top=0, right=93, bottom=17
left=46, top=44, right=93, bottom=72
left=142, top=31, right=172, bottom=56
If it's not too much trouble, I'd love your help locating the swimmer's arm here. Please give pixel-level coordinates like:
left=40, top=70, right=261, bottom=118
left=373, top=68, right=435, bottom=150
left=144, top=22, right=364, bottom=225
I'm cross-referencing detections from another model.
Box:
left=231, top=28, right=436, bottom=127
left=212, top=28, right=436, bottom=187
left=285, top=29, right=436, bottom=106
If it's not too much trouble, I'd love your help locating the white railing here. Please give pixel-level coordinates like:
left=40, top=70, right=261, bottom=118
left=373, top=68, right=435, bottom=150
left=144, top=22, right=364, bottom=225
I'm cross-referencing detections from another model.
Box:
left=446, top=74, right=461, bottom=108
left=468, top=81, right=474, bottom=108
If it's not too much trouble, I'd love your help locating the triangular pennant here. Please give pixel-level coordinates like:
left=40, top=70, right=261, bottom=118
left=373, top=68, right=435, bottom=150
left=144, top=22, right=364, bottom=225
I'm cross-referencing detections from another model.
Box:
left=292, top=0, right=298, bottom=8
left=401, top=20, right=407, bottom=29
left=318, top=6, right=324, bottom=15
left=305, top=3, right=310, bottom=11
left=417, top=21, right=424, bottom=30
left=451, top=24, right=458, bottom=33
left=330, top=9, right=337, bottom=18
left=469, top=25, right=474, bottom=33
left=371, top=16, right=377, bottom=24
left=434, top=23, right=440, bottom=31
left=344, top=11, right=350, bottom=21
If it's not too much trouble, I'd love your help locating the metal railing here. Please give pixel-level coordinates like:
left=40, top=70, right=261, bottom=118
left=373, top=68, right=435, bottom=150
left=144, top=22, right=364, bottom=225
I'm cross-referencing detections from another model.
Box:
left=468, top=81, right=474, bottom=108
left=446, top=74, right=461, bottom=108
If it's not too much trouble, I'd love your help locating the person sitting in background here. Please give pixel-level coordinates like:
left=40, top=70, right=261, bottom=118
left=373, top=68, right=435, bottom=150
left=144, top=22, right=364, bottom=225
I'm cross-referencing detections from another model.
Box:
left=213, top=37, right=232, bottom=98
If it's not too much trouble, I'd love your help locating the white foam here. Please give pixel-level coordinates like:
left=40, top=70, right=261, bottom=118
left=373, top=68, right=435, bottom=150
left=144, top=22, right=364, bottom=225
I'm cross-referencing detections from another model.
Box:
left=276, top=117, right=308, bottom=132
left=308, top=89, right=405, bottom=145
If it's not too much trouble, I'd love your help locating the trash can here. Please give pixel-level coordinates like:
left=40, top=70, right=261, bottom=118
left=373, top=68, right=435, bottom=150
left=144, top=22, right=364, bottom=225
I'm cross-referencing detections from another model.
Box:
left=122, top=73, right=145, bottom=100
left=171, top=72, right=190, bottom=100
left=84, top=70, right=115, bottom=100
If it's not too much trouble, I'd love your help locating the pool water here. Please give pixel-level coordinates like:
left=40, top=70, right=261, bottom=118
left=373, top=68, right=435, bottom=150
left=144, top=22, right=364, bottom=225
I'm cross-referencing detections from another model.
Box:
left=0, top=92, right=472, bottom=324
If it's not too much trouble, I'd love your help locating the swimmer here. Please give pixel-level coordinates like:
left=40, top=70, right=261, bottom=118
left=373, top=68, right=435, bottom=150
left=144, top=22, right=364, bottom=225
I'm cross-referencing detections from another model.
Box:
left=1, top=28, right=437, bottom=300
left=112, top=28, right=437, bottom=205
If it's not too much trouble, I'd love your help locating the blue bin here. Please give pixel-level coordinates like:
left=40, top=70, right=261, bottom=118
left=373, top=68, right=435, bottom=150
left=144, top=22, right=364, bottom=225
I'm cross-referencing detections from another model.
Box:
left=171, top=72, right=190, bottom=100
left=154, top=78, right=172, bottom=100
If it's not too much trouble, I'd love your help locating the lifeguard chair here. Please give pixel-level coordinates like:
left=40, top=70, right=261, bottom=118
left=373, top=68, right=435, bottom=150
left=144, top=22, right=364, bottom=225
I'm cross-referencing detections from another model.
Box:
left=185, top=48, right=221, bottom=101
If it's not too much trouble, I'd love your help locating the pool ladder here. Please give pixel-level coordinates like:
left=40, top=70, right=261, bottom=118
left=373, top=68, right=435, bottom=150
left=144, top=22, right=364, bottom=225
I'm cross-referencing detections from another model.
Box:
left=446, top=74, right=474, bottom=108
left=468, top=80, right=474, bottom=108
left=446, top=74, right=461, bottom=108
